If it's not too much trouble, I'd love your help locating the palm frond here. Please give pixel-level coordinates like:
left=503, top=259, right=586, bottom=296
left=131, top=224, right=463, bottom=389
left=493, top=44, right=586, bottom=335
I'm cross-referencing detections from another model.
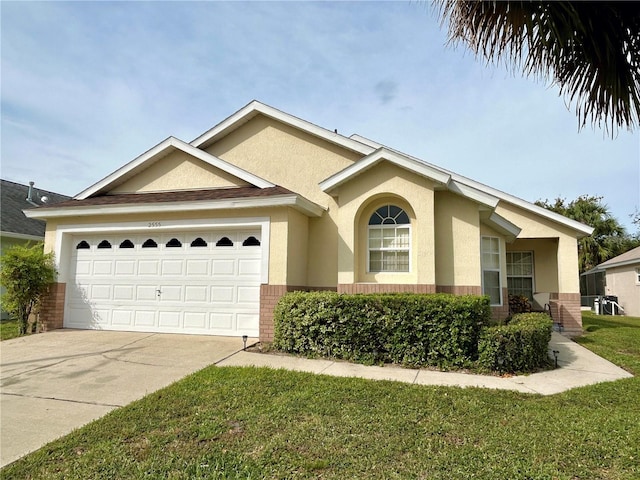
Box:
left=437, top=1, right=640, bottom=134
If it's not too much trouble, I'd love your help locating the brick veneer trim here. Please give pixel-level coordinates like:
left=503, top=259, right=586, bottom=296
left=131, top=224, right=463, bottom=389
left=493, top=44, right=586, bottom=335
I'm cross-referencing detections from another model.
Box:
left=39, top=282, right=66, bottom=332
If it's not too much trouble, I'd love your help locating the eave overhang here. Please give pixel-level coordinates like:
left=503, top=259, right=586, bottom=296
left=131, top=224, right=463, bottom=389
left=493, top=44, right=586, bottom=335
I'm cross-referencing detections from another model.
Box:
left=75, top=136, right=275, bottom=199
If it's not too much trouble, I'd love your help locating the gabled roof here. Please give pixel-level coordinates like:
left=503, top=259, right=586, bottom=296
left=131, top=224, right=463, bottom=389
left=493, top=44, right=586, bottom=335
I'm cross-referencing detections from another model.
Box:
left=75, top=136, right=275, bottom=200
left=595, top=246, right=640, bottom=270
left=190, top=100, right=373, bottom=155
left=1, top=179, right=71, bottom=239
left=319, top=147, right=451, bottom=192
left=344, top=135, right=594, bottom=237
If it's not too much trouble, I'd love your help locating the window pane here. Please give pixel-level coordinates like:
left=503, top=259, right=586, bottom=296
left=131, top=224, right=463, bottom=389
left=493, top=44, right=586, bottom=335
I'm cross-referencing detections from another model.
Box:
left=483, top=271, right=501, bottom=305
left=369, top=251, right=382, bottom=272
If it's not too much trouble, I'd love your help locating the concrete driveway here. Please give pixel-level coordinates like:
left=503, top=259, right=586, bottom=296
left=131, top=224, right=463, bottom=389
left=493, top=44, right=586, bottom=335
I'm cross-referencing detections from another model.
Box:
left=0, top=329, right=254, bottom=467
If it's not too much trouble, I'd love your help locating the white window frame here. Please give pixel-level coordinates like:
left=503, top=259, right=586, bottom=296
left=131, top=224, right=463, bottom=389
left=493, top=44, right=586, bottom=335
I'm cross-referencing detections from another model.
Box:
left=481, top=236, right=502, bottom=306
left=367, top=206, right=411, bottom=273
left=636, top=267, right=640, bottom=285
left=506, top=251, right=535, bottom=300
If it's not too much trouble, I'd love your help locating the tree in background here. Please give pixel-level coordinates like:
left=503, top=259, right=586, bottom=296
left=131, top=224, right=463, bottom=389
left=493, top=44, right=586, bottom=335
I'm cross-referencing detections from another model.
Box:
left=0, top=243, right=56, bottom=335
left=535, top=196, right=639, bottom=273
left=437, top=1, right=640, bottom=134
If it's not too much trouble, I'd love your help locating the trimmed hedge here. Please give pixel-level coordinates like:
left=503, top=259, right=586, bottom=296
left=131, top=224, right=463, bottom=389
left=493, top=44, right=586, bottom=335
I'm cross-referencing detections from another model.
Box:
left=477, top=312, right=553, bottom=373
left=273, top=292, right=491, bottom=368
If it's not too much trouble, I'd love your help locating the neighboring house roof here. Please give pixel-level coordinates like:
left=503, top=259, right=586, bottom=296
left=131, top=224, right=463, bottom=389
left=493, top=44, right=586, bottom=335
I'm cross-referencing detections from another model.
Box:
left=1, top=179, right=71, bottom=240
left=591, top=246, right=640, bottom=272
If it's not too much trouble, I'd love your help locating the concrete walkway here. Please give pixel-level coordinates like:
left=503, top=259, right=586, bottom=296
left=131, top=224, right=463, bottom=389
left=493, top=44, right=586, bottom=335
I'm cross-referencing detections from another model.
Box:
left=218, top=332, right=633, bottom=395
left=0, top=330, right=254, bottom=468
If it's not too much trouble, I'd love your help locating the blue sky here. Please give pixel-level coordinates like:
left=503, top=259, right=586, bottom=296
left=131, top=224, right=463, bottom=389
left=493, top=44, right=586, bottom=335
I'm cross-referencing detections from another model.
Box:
left=2, top=1, right=638, bottom=231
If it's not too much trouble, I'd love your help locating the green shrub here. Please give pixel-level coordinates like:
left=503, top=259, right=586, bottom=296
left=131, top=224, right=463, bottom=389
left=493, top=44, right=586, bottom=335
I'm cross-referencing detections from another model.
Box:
left=273, top=292, right=491, bottom=368
left=477, top=312, right=553, bottom=373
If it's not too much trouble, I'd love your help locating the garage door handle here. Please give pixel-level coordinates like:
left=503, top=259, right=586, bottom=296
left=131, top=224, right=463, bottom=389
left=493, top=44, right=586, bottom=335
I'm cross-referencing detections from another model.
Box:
left=156, top=289, right=161, bottom=297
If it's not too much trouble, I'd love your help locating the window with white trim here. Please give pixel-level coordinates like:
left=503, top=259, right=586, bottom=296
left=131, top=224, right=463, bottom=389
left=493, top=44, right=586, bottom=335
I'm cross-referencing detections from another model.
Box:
left=636, top=268, right=640, bottom=285
left=481, top=236, right=502, bottom=305
left=507, top=251, right=534, bottom=300
left=368, top=205, right=410, bottom=272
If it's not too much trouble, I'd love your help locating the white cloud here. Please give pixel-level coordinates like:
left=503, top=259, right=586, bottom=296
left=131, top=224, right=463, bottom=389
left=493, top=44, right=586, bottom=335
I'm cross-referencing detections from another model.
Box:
left=1, top=1, right=638, bottom=229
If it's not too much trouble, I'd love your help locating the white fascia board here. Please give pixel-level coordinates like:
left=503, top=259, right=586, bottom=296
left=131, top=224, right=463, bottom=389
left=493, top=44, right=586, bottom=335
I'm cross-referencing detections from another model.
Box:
left=348, top=135, right=594, bottom=238
left=191, top=100, right=372, bottom=155
left=24, top=195, right=325, bottom=220
left=75, top=137, right=274, bottom=200
left=0, top=231, right=44, bottom=241
left=447, top=180, right=499, bottom=208
left=487, top=212, right=522, bottom=240
left=320, top=147, right=451, bottom=192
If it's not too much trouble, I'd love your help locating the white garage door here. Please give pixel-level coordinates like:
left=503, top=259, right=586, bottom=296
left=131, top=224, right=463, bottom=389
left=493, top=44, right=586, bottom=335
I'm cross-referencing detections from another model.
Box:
left=65, top=230, right=262, bottom=336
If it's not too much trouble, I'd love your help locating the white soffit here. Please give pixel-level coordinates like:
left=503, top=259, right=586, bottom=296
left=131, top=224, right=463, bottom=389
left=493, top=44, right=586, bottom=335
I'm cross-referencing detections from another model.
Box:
left=75, top=137, right=274, bottom=199
left=24, top=194, right=325, bottom=220
left=190, top=100, right=373, bottom=155
left=320, top=147, right=451, bottom=192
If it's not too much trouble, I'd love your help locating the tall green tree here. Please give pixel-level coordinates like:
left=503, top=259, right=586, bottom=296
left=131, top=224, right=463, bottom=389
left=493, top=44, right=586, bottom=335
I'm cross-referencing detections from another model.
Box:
left=0, top=243, right=56, bottom=335
left=437, top=1, right=640, bottom=133
left=535, top=195, right=638, bottom=272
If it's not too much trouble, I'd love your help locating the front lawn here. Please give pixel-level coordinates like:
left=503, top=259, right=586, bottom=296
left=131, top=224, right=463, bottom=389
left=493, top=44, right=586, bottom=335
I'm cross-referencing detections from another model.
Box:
left=0, top=318, right=21, bottom=341
left=2, top=314, right=639, bottom=479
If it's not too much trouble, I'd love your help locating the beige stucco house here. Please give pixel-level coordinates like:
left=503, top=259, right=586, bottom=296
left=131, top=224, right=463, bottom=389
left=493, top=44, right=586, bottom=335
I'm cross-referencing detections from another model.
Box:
left=589, top=246, right=640, bottom=317
left=25, top=101, right=593, bottom=340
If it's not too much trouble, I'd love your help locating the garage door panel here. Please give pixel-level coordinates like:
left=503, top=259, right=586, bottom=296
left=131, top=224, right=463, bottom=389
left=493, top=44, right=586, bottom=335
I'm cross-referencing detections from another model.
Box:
left=159, top=311, right=181, bottom=328
left=115, top=260, right=136, bottom=276
left=184, top=312, right=207, bottom=329
left=90, top=285, right=111, bottom=300
left=112, top=310, right=133, bottom=326
left=185, top=286, right=207, bottom=302
left=134, top=311, right=156, bottom=327
left=237, top=286, right=259, bottom=304
left=212, top=259, right=235, bottom=275
left=186, top=259, right=209, bottom=276
left=93, top=261, right=113, bottom=275
left=161, top=259, right=183, bottom=275
left=210, top=313, right=234, bottom=330
left=65, top=229, right=262, bottom=336
left=138, top=260, right=159, bottom=275
left=211, top=286, right=234, bottom=303
left=238, top=259, right=260, bottom=276
left=137, top=285, right=159, bottom=301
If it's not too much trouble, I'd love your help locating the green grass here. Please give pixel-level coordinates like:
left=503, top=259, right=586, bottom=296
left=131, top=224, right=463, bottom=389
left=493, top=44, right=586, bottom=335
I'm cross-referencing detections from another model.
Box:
left=2, top=314, right=639, bottom=479
left=0, top=318, right=21, bottom=341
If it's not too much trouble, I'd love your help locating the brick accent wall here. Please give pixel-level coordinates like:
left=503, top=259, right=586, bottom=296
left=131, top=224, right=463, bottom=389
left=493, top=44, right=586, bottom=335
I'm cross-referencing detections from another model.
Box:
left=549, top=292, right=582, bottom=337
left=39, top=282, right=66, bottom=332
left=259, top=284, right=336, bottom=343
left=436, top=285, right=482, bottom=295
left=490, top=287, right=510, bottom=322
left=337, top=284, right=436, bottom=294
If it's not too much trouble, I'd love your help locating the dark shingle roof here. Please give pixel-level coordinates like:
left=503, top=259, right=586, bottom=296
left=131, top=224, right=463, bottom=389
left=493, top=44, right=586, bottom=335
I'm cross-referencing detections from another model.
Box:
left=32, top=185, right=295, bottom=209
left=1, top=180, right=71, bottom=237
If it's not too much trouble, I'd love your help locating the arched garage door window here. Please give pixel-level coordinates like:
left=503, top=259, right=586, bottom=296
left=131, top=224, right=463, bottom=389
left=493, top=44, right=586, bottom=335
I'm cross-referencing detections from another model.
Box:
left=368, top=205, right=410, bottom=272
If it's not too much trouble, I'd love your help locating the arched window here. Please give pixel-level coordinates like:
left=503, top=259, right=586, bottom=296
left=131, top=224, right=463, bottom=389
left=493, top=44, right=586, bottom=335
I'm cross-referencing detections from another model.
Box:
left=142, top=239, right=158, bottom=248
left=242, top=236, right=260, bottom=246
left=166, top=238, right=182, bottom=248
left=190, top=237, right=207, bottom=247
left=119, top=239, right=134, bottom=249
left=97, top=240, right=112, bottom=249
left=76, top=240, right=90, bottom=250
left=216, top=237, right=234, bottom=247
left=368, top=205, right=410, bottom=272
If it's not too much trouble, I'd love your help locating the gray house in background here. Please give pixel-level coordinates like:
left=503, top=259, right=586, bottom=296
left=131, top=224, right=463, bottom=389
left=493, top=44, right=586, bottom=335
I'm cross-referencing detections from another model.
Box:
left=1, top=179, right=70, bottom=319
left=581, top=246, right=640, bottom=317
